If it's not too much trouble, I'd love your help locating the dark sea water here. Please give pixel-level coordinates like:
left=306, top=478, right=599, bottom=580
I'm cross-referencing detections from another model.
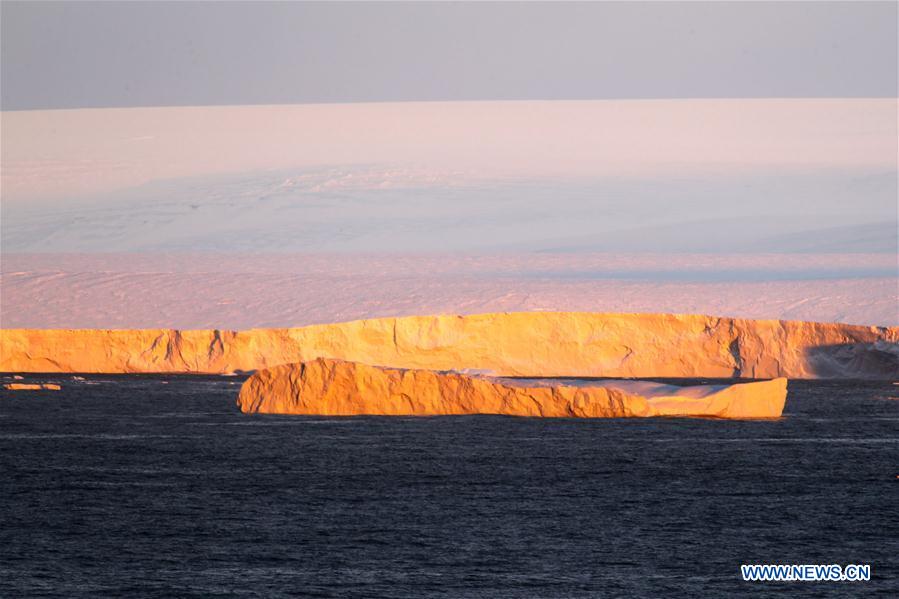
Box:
left=1, top=375, right=897, bottom=598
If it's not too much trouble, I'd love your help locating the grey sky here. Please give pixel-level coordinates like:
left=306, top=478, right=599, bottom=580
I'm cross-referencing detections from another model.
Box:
left=2, top=1, right=896, bottom=110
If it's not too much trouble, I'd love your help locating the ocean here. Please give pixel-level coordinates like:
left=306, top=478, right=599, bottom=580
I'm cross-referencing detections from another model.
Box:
left=1, top=375, right=897, bottom=597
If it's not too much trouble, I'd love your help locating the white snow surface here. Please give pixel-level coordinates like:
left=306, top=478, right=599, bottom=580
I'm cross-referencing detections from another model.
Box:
left=2, top=253, right=895, bottom=329
left=2, top=101, right=895, bottom=328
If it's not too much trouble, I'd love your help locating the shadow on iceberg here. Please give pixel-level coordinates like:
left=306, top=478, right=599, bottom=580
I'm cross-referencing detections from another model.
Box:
left=804, top=342, right=898, bottom=379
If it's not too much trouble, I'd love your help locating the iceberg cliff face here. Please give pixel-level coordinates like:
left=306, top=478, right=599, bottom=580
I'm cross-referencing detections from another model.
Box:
left=237, top=358, right=788, bottom=419
left=1, top=312, right=896, bottom=379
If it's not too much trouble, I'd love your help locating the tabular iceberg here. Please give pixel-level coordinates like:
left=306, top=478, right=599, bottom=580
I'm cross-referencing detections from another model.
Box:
left=238, top=358, right=788, bottom=419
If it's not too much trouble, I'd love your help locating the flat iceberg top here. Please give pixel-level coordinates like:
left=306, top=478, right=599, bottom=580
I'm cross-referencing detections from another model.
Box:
left=493, top=378, right=731, bottom=399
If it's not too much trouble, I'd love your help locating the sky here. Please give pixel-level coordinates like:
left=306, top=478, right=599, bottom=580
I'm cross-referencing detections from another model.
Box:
left=0, top=2, right=896, bottom=327
left=2, top=1, right=897, bottom=109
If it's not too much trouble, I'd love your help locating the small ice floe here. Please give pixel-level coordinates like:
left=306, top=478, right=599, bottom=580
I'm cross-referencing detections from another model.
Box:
left=3, top=383, right=61, bottom=391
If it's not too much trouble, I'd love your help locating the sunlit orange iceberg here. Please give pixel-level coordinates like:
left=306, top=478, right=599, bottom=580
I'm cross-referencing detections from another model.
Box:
left=2, top=312, right=896, bottom=379
left=3, top=383, right=61, bottom=391
left=238, top=358, right=788, bottom=419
